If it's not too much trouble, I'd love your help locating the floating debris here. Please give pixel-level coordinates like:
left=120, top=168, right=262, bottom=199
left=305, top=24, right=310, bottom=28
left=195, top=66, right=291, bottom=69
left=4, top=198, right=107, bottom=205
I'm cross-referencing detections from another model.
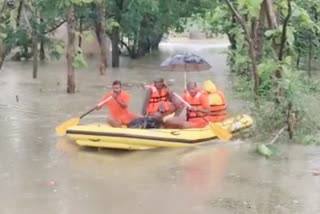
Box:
left=256, top=144, right=273, bottom=158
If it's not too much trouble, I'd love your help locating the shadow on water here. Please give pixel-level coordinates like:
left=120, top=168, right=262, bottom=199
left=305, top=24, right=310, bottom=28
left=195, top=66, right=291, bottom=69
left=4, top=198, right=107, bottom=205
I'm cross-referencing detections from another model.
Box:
left=0, top=39, right=320, bottom=214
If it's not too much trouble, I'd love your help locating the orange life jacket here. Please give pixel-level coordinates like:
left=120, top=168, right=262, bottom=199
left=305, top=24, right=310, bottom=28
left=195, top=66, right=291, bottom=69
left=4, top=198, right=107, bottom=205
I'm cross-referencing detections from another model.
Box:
left=184, top=91, right=207, bottom=120
left=207, top=90, right=227, bottom=121
left=146, top=85, right=169, bottom=113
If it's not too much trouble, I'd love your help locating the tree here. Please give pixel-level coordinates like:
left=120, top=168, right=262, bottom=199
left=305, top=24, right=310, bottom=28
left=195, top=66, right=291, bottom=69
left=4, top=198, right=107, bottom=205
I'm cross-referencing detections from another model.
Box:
left=107, top=0, right=215, bottom=65
left=95, top=0, right=108, bottom=74
left=0, top=0, right=16, bottom=69
left=66, top=4, right=76, bottom=93
left=205, top=0, right=320, bottom=141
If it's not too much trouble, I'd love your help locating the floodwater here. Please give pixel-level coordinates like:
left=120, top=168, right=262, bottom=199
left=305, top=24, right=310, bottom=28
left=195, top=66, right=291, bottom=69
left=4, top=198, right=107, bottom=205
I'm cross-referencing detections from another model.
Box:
left=0, top=38, right=319, bottom=214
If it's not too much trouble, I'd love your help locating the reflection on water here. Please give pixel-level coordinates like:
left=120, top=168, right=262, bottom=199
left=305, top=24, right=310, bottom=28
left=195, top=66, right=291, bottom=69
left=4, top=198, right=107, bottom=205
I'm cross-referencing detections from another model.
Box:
left=0, top=39, right=320, bottom=214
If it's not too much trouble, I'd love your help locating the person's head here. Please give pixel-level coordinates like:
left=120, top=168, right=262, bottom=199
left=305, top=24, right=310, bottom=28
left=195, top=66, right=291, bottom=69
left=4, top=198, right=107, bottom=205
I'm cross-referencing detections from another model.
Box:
left=203, top=80, right=217, bottom=93
left=112, top=80, right=122, bottom=94
left=153, top=78, right=165, bottom=89
left=186, top=81, right=198, bottom=97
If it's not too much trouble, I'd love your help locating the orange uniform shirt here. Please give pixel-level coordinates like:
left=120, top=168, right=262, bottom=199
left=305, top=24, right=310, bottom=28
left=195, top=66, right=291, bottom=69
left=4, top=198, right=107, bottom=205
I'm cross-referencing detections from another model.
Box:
left=98, top=90, right=134, bottom=124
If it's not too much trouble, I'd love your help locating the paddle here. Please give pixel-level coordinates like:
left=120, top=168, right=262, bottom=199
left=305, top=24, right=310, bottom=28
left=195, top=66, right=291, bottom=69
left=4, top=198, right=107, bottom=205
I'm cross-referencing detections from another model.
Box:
left=172, top=92, right=232, bottom=141
left=55, top=96, right=112, bottom=136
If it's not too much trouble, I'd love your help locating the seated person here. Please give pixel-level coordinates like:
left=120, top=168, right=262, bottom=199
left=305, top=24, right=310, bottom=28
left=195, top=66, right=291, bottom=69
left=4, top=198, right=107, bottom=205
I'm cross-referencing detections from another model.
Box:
left=165, top=82, right=210, bottom=129
left=203, top=80, right=227, bottom=122
left=96, top=80, right=141, bottom=127
left=142, top=78, right=183, bottom=120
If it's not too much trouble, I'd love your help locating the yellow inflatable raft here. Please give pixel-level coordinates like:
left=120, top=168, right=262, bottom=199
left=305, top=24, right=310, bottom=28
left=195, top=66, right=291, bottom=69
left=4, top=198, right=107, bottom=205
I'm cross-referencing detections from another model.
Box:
left=66, top=114, right=253, bottom=150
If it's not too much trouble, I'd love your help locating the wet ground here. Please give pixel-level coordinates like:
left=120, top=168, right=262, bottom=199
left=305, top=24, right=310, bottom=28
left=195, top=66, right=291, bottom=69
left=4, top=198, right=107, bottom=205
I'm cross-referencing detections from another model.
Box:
left=0, top=39, right=319, bottom=214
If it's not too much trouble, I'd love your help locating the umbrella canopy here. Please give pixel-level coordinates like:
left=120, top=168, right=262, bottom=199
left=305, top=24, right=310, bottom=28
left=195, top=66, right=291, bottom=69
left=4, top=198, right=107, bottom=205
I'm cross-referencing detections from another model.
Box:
left=160, top=53, right=211, bottom=72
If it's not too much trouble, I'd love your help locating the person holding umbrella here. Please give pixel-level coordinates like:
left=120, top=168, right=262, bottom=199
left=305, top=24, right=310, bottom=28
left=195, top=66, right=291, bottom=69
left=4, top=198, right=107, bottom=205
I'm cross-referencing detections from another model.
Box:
left=165, top=81, right=210, bottom=129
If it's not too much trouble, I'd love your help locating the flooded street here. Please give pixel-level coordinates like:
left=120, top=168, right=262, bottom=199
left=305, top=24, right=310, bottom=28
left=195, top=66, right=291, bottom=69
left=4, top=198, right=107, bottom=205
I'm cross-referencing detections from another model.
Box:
left=0, top=39, right=320, bottom=214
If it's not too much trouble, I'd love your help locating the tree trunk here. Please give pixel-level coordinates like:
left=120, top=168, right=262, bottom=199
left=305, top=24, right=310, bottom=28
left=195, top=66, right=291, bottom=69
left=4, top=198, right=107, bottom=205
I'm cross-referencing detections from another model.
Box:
left=264, top=0, right=278, bottom=28
left=264, top=0, right=280, bottom=60
left=274, top=0, right=291, bottom=102
left=95, top=1, right=108, bottom=75
left=40, top=38, right=45, bottom=61
left=39, top=17, right=45, bottom=61
left=224, top=0, right=260, bottom=96
left=16, top=0, right=25, bottom=27
left=0, top=45, right=5, bottom=70
left=120, top=33, right=124, bottom=49
left=66, top=5, right=76, bottom=93
left=226, top=15, right=237, bottom=72
left=253, top=4, right=266, bottom=63
left=249, top=42, right=260, bottom=97
left=32, top=24, right=38, bottom=79
left=150, top=33, right=163, bottom=50
left=287, top=102, right=294, bottom=139
left=111, top=27, right=120, bottom=67
left=296, top=49, right=300, bottom=68
left=228, top=15, right=237, bottom=50
left=130, top=32, right=139, bottom=59
left=278, top=0, right=292, bottom=61
left=78, top=17, right=82, bottom=48
left=308, top=35, right=312, bottom=78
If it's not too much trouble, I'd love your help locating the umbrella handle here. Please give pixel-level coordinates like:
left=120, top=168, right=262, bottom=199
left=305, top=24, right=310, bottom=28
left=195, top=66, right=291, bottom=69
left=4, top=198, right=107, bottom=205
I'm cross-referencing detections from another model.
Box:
left=184, top=71, right=186, bottom=89
left=172, top=92, right=192, bottom=108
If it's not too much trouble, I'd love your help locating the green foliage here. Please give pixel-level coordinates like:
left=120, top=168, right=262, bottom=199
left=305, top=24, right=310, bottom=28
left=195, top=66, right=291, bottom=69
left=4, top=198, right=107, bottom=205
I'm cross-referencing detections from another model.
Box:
left=0, top=5, right=16, bottom=47
left=287, top=76, right=320, bottom=145
left=183, top=13, right=212, bottom=32
left=82, top=31, right=95, bottom=43
left=58, top=0, right=94, bottom=7
left=72, top=47, right=88, bottom=69
left=238, top=0, right=263, bottom=18
left=257, top=59, right=277, bottom=96
left=2, top=0, right=218, bottom=62
left=48, top=40, right=65, bottom=60
left=209, top=0, right=320, bottom=145
left=107, top=0, right=216, bottom=57
left=106, top=17, right=120, bottom=32
left=235, top=63, right=320, bottom=143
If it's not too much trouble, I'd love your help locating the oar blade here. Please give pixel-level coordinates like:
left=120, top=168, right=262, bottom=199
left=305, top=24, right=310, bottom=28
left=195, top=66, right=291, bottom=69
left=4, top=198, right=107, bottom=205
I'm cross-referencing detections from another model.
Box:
left=55, top=118, right=80, bottom=136
left=209, top=123, right=232, bottom=141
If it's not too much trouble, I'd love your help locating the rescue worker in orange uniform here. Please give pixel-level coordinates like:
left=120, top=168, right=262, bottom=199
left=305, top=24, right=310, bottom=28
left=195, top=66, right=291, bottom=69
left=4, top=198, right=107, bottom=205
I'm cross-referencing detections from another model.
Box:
left=203, top=80, right=227, bottom=122
left=165, top=81, right=210, bottom=129
left=142, top=78, right=183, bottom=119
left=96, top=80, right=140, bottom=127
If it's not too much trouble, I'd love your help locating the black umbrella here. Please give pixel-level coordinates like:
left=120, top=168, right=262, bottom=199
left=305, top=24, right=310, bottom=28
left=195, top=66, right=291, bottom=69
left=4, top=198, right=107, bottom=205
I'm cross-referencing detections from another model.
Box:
left=160, top=53, right=211, bottom=87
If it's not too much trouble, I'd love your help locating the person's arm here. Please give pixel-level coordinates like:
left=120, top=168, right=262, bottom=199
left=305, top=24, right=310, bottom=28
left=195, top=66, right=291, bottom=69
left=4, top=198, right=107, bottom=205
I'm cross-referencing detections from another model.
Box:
left=113, top=92, right=129, bottom=109
left=114, top=96, right=127, bottom=109
left=141, top=89, right=151, bottom=115
left=96, top=93, right=111, bottom=110
left=167, top=89, right=173, bottom=102
left=190, top=94, right=210, bottom=114
left=200, top=94, right=210, bottom=114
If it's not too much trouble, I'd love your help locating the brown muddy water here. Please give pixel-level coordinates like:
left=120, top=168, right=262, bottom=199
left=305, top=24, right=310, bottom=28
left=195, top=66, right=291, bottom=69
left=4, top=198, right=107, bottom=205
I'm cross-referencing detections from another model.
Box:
left=0, top=39, right=319, bottom=214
